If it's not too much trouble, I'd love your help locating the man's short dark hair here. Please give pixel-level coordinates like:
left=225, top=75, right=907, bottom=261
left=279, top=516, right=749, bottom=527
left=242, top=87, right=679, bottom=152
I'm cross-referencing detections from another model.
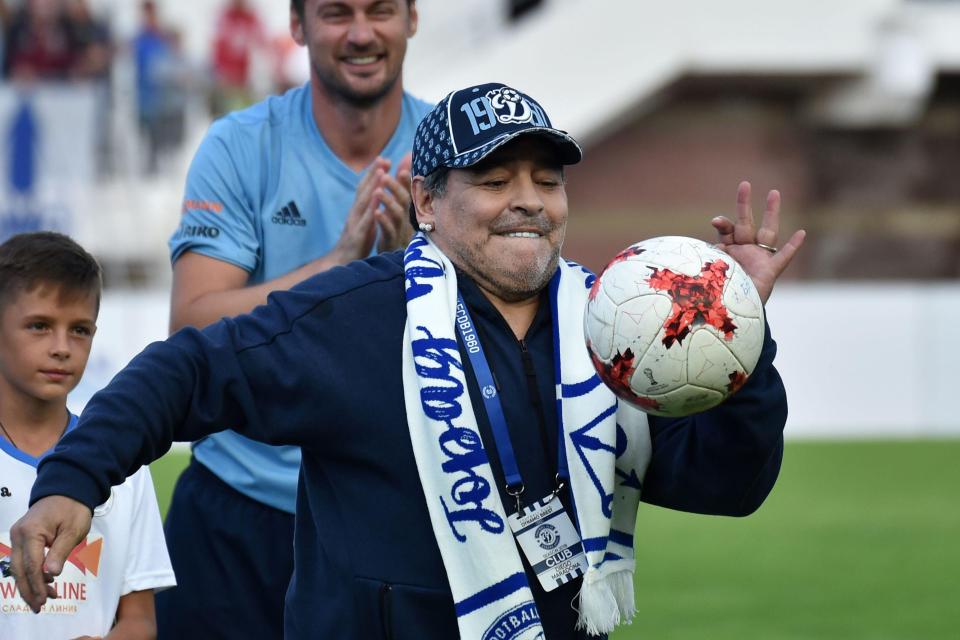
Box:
left=292, top=0, right=414, bottom=20
left=408, top=167, right=450, bottom=231
left=0, top=232, right=103, bottom=315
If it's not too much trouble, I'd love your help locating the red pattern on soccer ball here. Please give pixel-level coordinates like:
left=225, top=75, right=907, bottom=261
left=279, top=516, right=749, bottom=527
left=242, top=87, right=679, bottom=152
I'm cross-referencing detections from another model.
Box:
left=628, top=393, right=661, bottom=411
left=609, top=244, right=646, bottom=268
left=646, top=259, right=737, bottom=348
left=588, top=346, right=661, bottom=411
left=591, top=245, right=645, bottom=302
left=726, top=370, right=749, bottom=394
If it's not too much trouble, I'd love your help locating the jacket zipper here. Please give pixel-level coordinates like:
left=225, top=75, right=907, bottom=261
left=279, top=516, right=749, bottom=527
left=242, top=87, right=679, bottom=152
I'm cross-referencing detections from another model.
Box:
left=379, top=583, right=393, bottom=640
left=518, top=338, right=553, bottom=460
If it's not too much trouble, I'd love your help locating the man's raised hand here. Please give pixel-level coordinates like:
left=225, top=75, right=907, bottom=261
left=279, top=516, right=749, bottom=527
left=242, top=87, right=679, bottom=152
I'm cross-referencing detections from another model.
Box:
left=711, top=181, right=806, bottom=304
left=375, top=152, right=414, bottom=252
left=330, top=157, right=390, bottom=264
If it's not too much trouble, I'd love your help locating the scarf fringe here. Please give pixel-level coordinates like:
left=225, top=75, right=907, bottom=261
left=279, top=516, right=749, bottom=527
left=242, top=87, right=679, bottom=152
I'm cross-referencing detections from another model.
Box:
left=609, top=569, right=637, bottom=624
left=576, top=568, right=635, bottom=635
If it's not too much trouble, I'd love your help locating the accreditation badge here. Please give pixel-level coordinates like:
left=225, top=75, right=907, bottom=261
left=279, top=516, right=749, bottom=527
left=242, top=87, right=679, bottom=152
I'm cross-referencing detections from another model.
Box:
left=507, top=495, right=588, bottom=592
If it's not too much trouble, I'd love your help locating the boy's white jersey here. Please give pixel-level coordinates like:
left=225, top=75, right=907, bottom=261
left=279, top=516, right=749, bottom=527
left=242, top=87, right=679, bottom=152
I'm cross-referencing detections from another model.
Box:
left=1, top=430, right=176, bottom=638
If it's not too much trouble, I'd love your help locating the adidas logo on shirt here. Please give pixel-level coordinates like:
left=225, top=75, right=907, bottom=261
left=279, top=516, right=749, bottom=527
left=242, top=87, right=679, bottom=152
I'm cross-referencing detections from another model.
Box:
left=271, top=201, right=307, bottom=226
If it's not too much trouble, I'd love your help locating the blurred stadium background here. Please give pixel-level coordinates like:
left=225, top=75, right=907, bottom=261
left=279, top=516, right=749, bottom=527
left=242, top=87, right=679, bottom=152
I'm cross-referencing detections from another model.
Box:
left=2, top=0, right=958, bottom=637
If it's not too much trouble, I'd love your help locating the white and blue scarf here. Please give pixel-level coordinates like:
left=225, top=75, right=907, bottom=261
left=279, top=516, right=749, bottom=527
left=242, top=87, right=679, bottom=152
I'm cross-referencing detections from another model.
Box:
left=401, top=234, right=652, bottom=639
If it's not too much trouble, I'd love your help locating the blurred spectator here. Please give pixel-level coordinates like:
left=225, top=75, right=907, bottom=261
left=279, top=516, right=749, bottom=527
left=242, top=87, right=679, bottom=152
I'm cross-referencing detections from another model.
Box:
left=65, top=0, right=112, bottom=80
left=0, top=0, right=8, bottom=75
left=210, top=0, right=264, bottom=115
left=150, top=29, right=193, bottom=159
left=3, top=0, right=79, bottom=80
left=133, top=0, right=183, bottom=174
left=65, top=0, right=114, bottom=176
left=2, top=0, right=112, bottom=81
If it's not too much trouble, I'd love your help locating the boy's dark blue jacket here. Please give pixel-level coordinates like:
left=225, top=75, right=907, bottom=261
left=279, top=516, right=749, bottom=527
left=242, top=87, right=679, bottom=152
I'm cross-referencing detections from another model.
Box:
left=32, top=251, right=788, bottom=640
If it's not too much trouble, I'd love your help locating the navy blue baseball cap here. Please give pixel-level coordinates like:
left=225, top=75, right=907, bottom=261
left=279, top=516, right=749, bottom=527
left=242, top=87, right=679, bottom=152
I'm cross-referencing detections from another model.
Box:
left=412, top=82, right=583, bottom=178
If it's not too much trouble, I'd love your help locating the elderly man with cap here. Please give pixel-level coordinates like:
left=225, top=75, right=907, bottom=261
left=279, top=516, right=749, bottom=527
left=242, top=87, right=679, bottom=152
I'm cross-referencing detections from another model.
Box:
left=9, top=82, right=804, bottom=639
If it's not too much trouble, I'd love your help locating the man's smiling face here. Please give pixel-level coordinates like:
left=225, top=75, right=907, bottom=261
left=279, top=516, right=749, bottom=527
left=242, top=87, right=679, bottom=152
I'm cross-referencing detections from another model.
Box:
left=292, top=0, right=417, bottom=107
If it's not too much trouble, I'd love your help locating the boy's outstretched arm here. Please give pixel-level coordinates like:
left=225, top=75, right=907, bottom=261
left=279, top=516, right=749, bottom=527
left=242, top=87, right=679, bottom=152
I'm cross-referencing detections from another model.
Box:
left=67, top=590, right=156, bottom=640
left=103, top=590, right=157, bottom=639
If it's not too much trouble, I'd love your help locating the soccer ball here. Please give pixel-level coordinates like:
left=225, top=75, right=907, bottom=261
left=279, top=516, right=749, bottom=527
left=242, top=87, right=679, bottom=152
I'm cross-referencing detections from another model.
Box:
left=584, top=236, right=765, bottom=417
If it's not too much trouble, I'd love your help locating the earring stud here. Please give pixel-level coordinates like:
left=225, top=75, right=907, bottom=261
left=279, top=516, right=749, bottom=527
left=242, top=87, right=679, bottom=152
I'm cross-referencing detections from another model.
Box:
left=419, top=222, right=434, bottom=233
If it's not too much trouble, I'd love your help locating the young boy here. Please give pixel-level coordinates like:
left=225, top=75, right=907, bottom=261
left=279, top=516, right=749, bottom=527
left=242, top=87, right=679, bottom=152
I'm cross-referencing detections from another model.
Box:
left=0, top=232, right=175, bottom=639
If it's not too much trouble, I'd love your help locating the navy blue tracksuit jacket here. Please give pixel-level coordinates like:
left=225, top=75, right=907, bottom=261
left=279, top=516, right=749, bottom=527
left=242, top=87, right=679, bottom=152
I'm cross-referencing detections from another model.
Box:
left=33, top=251, right=788, bottom=639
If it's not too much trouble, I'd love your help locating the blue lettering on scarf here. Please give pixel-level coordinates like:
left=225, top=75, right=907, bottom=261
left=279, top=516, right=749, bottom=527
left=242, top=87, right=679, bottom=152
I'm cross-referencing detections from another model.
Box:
left=564, top=259, right=595, bottom=289
left=482, top=601, right=542, bottom=640
left=614, top=423, right=644, bottom=490
left=404, top=235, right=444, bottom=302
left=565, top=378, right=618, bottom=518
left=412, top=326, right=505, bottom=542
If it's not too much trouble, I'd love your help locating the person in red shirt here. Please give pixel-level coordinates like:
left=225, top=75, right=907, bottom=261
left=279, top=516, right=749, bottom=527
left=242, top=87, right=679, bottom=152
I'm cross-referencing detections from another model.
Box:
left=211, top=0, right=265, bottom=113
left=3, top=0, right=79, bottom=80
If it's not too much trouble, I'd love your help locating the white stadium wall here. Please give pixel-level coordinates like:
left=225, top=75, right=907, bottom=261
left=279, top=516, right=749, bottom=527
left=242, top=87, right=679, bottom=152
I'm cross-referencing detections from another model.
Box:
left=68, top=284, right=960, bottom=439
left=765, top=283, right=960, bottom=439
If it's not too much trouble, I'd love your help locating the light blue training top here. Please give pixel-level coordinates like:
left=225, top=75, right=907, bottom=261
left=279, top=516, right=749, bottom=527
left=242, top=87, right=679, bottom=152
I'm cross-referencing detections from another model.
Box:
left=169, top=83, right=433, bottom=513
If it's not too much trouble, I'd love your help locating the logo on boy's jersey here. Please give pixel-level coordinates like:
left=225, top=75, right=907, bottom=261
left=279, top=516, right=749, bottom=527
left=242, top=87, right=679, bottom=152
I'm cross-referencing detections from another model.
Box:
left=1, top=536, right=104, bottom=614
left=64, top=538, right=102, bottom=576
left=0, top=537, right=101, bottom=577
left=271, top=201, right=307, bottom=226
left=0, top=487, right=11, bottom=497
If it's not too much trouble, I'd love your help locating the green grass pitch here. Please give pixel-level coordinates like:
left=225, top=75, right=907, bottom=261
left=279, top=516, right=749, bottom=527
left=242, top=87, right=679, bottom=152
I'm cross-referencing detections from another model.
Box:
left=149, top=440, right=960, bottom=639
